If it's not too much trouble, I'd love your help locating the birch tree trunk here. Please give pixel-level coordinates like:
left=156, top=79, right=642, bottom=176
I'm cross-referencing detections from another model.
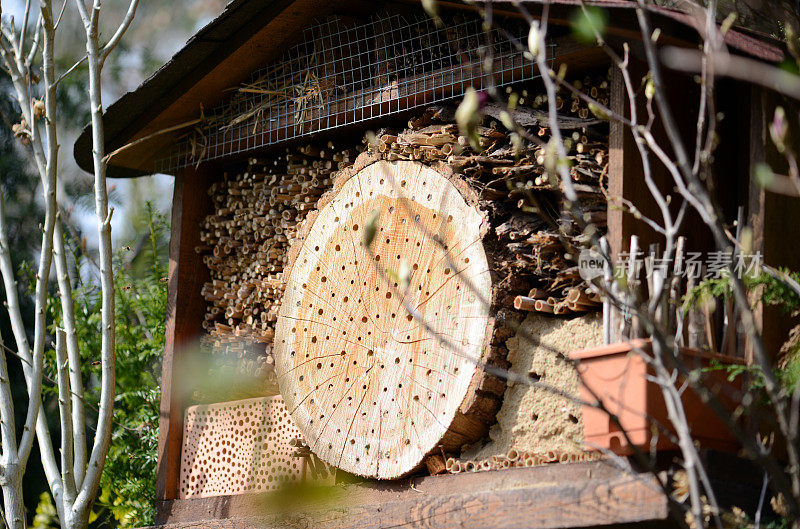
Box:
left=0, top=0, right=138, bottom=526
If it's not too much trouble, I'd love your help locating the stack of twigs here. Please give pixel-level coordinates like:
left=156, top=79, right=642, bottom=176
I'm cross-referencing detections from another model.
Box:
left=531, top=75, right=611, bottom=118
left=195, top=143, right=362, bottom=398
left=513, top=286, right=602, bottom=316
left=615, top=226, right=748, bottom=358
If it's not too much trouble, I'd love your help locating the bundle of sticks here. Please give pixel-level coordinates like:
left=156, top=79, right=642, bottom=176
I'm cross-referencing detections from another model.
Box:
left=531, top=75, right=611, bottom=118
left=614, top=227, right=748, bottom=358
left=194, top=332, right=278, bottom=402
left=195, top=143, right=362, bottom=399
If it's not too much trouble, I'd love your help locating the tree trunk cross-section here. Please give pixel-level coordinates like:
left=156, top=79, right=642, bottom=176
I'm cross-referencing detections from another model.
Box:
left=275, top=160, right=494, bottom=479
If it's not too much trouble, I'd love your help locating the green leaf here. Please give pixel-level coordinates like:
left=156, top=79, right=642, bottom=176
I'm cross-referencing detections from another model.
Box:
left=754, top=163, right=775, bottom=188
left=645, top=79, right=655, bottom=101
left=588, top=102, right=610, bottom=121
left=456, top=88, right=483, bottom=151
left=570, top=6, right=607, bottom=45
left=421, top=0, right=441, bottom=25
left=527, top=23, right=542, bottom=57
left=499, top=110, right=515, bottom=131
left=720, top=12, right=737, bottom=36
left=398, top=259, right=411, bottom=291
left=363, top=208, right=380, bottom=248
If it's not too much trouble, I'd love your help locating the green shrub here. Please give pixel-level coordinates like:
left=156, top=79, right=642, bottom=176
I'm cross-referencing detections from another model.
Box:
left=41, top=203, right=168, bottom=528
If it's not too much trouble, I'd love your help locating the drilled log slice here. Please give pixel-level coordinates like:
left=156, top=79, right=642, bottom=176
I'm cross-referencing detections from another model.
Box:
left=275, top=160, right=495, bottom=479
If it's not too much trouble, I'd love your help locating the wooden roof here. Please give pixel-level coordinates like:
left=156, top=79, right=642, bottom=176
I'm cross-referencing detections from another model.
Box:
left=73, top=0, right=784, bottom=178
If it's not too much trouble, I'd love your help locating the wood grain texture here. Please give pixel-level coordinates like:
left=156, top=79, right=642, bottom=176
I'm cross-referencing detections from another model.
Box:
left=746, top=84, right=767, bottom=365
left=607, top=65, right=626, bottom=261
left=275, top=160, right=492, bottom=479
left=151, top=462, right=669, bottom=529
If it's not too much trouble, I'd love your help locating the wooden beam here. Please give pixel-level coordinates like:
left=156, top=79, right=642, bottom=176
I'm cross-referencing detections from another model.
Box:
left=154, top=462, right=670, bottom=528
left=747, top=85, right=767, bottom=364
left=607, top=54, right=724, bottom=254
left=607, top=65, right=627, bottom=260
left=157, top=165, right=217, bottom=511
left=747, top=85, right=800, bottom=364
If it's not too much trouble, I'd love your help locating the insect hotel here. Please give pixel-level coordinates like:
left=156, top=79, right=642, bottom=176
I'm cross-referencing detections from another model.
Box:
left=74, top=0, right=795, bottom=527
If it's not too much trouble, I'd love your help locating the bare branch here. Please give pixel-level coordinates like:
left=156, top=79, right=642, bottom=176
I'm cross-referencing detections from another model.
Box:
left=53, top=221, right=87, bottom=486
left=52, top=54, right=87, bottom=88
left=18, top=0, right=32, bottom=58
left=662, top=47, right=800, bottom=101
left=0, top=328, right=19, bottom=464
left=71, top=0, right=124, bottom=514
left=54, top=329, right=77, bottom=504
left=73, top=0, right=91, bottom=28
left=25, top=15, right=42, bottom=68
left=100, top=0, right=140, bottom=66
left=54, top=0, right=69, bottom=30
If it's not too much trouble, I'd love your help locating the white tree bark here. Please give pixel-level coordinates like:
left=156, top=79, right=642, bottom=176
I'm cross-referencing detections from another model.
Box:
left=68, top=1, right=118, bottom=521
left=0, top=0, right=139, bottom=526
left=53, top=222, right=87, bottom=486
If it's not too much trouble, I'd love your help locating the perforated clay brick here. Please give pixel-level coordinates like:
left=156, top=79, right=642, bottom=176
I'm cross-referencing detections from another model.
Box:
left=179, top=396, right=305, bottom=498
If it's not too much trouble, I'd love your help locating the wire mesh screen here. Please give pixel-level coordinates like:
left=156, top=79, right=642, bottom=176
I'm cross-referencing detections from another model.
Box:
left=156, top=12, right=551, bottom=173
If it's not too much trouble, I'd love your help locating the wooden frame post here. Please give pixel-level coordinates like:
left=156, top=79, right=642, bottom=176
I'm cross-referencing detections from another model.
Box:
left=747, top=85, right=800, bottom=363
left=608, top=57, right=707, bottom=258
left=156, top=164, right=216, bottom=522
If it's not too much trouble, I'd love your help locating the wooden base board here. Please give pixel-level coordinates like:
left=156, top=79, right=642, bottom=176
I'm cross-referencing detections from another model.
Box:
left=155, top=461, right=668, bottom=528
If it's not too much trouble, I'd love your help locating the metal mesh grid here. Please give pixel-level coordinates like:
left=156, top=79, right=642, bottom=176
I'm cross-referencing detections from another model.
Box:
left=156, top=12, right=551, bottom=173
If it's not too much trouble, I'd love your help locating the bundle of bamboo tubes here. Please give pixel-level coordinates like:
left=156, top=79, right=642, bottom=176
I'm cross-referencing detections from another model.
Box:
left=443, top=449, right=604, bottom=474
left=531, top=75, right=611, bottom=118
left=195, top=142, right=362, bottom=399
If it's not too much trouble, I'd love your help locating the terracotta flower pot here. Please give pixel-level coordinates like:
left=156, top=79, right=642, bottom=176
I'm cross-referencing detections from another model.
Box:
left=570, top=339, right=743, bottom=455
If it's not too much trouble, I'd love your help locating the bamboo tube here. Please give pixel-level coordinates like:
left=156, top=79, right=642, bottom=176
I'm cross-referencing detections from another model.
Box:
left=513, top=295, right=537, bottom=311
left=567, top=301, right=593, bottom=312
left=424, top=455, right=448, bottom=475
left=566, top=288, right=595, bottom=305
left=527, top=288, right=548, bottom=299
left=553, top=302, right=572, bottom=315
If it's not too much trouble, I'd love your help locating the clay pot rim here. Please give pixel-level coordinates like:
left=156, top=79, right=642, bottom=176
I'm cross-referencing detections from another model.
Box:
left=569, top=338, right=744, bottom=365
